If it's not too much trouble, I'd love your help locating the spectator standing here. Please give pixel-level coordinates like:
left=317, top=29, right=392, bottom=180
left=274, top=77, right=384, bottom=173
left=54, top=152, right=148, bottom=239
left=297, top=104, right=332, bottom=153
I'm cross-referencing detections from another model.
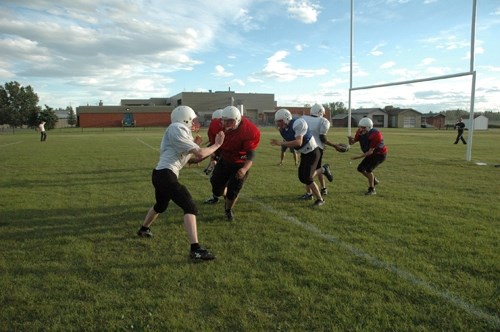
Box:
left=38, top=121, right=47, bottom=142
left=454, top=118, right=467, bottom=144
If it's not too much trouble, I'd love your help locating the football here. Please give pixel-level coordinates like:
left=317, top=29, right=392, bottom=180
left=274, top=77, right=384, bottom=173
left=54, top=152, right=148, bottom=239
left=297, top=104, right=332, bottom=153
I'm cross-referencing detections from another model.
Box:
left=336, top=143, right=350, bottom=153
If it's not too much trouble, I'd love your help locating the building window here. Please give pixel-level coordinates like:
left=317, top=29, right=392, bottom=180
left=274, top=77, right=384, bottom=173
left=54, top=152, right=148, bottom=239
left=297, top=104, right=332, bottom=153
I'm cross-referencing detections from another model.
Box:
left=373, top=115, right=384, bottom=127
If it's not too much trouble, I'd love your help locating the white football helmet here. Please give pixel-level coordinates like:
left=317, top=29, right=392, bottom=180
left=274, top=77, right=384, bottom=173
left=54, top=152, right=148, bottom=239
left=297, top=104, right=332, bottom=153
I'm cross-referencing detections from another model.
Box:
left=310, top=103, right=325, bottom=117
left=358, top=117, right=373, bottom=130
left=171, top=105, right=197, bottom=129
left=212, top=109, right=223, bottom=119
left=274, top=108, right=292, bottom=125
left=221, top=106, right=242, bottom=127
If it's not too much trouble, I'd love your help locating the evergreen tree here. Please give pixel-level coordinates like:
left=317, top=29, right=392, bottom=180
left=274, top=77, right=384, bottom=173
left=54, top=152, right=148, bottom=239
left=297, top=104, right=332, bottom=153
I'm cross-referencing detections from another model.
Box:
left=67, top=106, right=77, bottom=126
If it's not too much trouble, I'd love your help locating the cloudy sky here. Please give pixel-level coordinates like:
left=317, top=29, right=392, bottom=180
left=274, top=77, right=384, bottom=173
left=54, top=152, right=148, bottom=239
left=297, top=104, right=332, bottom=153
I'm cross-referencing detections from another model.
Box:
left=1, top=0, right=499, bottom=112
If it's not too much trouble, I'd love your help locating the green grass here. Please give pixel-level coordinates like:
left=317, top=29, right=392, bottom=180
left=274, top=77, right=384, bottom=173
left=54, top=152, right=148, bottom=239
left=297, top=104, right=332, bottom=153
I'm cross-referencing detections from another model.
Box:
left=1, top=127, right=499, bottom=331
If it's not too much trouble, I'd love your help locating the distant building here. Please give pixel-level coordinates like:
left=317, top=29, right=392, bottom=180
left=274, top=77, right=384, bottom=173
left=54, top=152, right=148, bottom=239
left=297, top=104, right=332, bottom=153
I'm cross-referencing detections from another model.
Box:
left=76, top=91, right=277, bottom=128
left=384, top=106, right=422, bottom=128
left=463, top=114, right=489, bottom=130
left=351, top=107, right=387, bottom=127
left=331, top=113, right=356, bottom=127
left=421, top=113, right=446, bottom=129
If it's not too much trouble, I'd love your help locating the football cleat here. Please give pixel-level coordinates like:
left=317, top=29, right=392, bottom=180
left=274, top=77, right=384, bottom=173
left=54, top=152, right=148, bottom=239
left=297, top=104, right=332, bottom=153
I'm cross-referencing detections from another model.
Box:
left=225, top=209, right=234, bottom=221
left=313, top=199, right=325, bottom=207
left=322, top=164, right=333, bottom=182
left=298, top=193, right=313, bottom=200
left=365, top=187, right=376, bottom=195
left=204, top=196, right=219, bottom=204
left=190, top=247, right=216, bottom=261
left=137, top=227, right=153, bottom=237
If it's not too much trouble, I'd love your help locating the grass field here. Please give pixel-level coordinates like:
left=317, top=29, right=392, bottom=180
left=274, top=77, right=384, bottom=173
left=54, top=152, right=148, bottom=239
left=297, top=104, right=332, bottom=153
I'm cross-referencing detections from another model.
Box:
left=1, top=127, right=499, bottom=331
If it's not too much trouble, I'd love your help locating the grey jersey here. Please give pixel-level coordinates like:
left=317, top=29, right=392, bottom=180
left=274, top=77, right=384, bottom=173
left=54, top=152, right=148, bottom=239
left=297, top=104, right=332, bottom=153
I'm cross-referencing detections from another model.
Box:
left=302, top=115, right=330, bottom=150
left=155, top=122, right=199, bottom=177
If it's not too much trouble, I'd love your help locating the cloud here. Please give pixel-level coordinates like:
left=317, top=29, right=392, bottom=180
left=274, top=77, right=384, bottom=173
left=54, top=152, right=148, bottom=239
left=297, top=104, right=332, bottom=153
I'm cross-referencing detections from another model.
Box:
left=285, top=0, right=320, bottom=24
left=213, top=65, right=234, bottom=77
left=420, top=57, right=436, bottom=66
left=260, top=50, right=328, bottom=81
left=380, top=61, right=396, bottom=69
left=339, top=62, right=368, bottom=77
left=369, top=43, right=386, bottom=56
left=234, top=8, right=259, bottom=32
left=230, top=79, right=245, bottom=87
left=419, top=33, right=469, bottom=51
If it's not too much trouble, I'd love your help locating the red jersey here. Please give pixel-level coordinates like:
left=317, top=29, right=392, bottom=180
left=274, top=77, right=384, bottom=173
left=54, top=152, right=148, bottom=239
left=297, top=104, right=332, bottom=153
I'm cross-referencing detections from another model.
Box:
left=208, top=117, right=260, bottom=164
left=354, top=128, right=387, bottom=155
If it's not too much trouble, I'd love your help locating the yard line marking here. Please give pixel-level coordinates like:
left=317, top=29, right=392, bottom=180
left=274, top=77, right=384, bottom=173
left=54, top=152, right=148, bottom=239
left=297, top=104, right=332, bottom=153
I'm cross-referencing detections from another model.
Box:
left=0, top=141, right=23, bottom=147
left=136, top=138, right=159, bottom=152
left=247, top=197, right=500, bottom=329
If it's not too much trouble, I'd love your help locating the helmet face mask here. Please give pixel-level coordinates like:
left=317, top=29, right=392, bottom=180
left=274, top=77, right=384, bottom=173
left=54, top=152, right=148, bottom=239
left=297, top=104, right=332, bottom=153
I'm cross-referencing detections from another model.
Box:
left=221, top=106, right=241, bottom=130
left=171, top=105, right=198, bottom=131
left=275, top=108, right=292, bottom=129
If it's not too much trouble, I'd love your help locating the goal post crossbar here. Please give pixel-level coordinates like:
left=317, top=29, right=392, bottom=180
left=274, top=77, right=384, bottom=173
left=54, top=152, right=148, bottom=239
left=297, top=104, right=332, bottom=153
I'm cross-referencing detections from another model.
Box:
left=350, top=71, right=474, bottom=92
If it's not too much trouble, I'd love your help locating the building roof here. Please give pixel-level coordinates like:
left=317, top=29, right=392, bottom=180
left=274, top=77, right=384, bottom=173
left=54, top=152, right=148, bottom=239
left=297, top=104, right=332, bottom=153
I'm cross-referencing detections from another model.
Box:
left=421, top=113, right=446, bottom=118
left=351, top=108, right=383, bottom=114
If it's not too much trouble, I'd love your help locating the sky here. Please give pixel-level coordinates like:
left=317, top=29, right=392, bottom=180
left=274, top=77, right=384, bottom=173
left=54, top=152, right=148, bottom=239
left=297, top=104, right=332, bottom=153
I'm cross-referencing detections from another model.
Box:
left=1, top=0, right=499, bottom=113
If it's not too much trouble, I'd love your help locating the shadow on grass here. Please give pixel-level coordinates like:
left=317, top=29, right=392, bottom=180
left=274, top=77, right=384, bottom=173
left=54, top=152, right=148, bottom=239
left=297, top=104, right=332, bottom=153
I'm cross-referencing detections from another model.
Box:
left=0, top=205, right=144, bottom=239
left=1, top=167, right=152, bottom=189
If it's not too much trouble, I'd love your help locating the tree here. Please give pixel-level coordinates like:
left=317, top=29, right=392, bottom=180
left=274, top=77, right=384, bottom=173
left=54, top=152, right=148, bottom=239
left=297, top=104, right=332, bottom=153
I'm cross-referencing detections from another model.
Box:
left=324, top=101, right=348, bottom=116
left=0, top=81, right=40, bottom=127
left=36, top=105, right=58, bottom=129
left=67, top=106, right=77, bottom=126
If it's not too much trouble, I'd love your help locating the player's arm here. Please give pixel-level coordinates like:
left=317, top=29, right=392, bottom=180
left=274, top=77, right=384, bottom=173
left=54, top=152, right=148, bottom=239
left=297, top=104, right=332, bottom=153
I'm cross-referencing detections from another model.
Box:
left=351, top=147, right=375, bottom=160
left=271, top=135, right=302, bottom=148
left=285, top=135, right=303, bottom=148
left=190, top=131, right=224, bottom=162
left=322, top=135, right=349, bottom=152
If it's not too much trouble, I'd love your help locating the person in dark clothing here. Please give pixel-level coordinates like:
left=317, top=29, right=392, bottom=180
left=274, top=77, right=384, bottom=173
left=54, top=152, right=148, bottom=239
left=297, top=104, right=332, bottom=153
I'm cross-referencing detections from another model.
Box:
left=454, top=118, right=467, bottom=144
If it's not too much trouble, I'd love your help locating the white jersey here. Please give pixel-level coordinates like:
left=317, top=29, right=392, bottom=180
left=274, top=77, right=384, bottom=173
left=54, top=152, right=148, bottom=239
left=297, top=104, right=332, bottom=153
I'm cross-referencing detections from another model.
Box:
left=155, top=122, right=199, bottom=177
left=302, top=115, right=330, bottom=150
left=292, top=117, right=318, bottom=154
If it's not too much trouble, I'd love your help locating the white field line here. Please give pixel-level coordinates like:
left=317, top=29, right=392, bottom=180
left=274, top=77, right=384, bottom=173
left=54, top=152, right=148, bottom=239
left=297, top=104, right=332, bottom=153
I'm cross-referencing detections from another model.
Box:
left=137, top=135, right=499, bottom=328
left=136, top=138, right=159, bottom=152
left=247, top=197, right=500, bottom=328
left=0, top=141, right=23, bottom=147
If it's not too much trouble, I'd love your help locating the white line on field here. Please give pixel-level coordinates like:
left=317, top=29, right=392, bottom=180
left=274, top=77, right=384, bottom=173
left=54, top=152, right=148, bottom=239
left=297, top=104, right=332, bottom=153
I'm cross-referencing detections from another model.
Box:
left=138, top=137, right=499, bottom=328
left=247, top=197, right=500, bottom=328
left=0, top=141, right=23, bottom=147
left=136, top=138, right=159, bottom=152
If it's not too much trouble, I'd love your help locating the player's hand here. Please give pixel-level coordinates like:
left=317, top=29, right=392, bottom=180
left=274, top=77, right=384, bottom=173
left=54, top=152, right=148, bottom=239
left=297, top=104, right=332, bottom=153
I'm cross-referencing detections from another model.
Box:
left=214, top=131, right=225, bottom=146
